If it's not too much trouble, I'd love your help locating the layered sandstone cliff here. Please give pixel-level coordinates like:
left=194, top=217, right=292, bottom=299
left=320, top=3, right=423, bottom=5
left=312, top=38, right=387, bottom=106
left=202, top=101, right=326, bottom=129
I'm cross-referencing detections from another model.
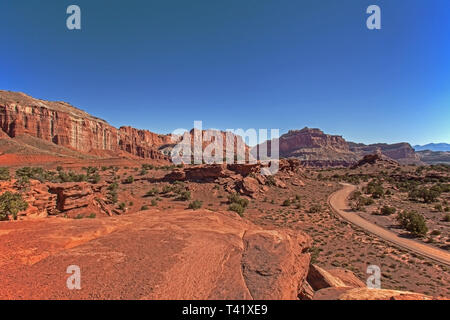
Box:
left=349, top=142, right=421, bottom=164
left=253, top=127, right=420, bottom=167
left=0, top=91, right=422, bottom=165
left=252, top=128, right=358, bottom=166
left=0, top=91, right=171, bottom=159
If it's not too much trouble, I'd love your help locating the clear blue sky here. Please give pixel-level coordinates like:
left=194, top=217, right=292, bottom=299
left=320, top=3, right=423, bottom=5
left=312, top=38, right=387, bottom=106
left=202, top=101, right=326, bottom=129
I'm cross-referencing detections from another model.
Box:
left=1, top=0, right=449, bottom=145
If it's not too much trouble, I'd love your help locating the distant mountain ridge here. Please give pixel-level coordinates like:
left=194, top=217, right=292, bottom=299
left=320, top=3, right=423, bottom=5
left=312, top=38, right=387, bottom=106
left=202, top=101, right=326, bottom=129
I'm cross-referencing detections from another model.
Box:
left=252, top=127, right=421, bottom=167
left=416, top=150, right=450, bottom=165
left=0, top=90, right=430, bottom=166
left=414, top=143, right=450, bottom=152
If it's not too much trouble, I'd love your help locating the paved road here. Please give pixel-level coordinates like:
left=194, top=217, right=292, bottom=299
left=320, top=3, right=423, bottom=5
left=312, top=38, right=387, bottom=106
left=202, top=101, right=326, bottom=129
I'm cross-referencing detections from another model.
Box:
left=328, top=183, right=450, bottom=266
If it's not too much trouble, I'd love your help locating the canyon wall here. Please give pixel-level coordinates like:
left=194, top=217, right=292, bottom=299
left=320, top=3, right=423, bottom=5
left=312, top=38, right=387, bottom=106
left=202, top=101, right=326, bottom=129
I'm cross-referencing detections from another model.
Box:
left=0, top=91, right=171, bottom=159
left=253, top=127, right=420, bottom=167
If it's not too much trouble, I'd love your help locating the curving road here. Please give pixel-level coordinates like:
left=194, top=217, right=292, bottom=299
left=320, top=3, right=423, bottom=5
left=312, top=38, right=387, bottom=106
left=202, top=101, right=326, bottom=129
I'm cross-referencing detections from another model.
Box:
left=328, top=183, right=450, bottom=266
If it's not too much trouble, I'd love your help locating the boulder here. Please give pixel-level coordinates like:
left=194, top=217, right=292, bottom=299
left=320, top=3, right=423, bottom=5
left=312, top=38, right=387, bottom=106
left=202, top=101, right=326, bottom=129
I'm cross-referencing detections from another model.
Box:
left=227, top=164, right=260, bottom=176
left=273, top=177, right=287, bottom=189
left=47, top=182, right=100, bottom=212
left=183, top=164, right=228, bottom=182
left=239, top=177, right=260, bottom=197
left=326, top=268, right=365, bottom=288
left=306, top=264, right=347, bottom=291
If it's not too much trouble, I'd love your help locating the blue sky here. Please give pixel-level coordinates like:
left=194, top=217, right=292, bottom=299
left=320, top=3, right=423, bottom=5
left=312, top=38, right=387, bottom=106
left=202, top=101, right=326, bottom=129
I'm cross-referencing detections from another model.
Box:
left=1, top=0, right=449, bottom=145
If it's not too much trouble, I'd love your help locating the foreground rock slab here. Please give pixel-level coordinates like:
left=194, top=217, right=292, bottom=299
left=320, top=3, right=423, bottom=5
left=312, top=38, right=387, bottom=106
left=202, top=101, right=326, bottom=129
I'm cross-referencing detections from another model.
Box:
left=0, top=209, right=310, bottom=300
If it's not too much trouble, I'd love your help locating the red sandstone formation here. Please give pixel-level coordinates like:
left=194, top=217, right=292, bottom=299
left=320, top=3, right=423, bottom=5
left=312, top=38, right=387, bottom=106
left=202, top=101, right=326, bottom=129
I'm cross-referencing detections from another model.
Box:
left=351, top=153, right=399, bottom=169
left=349, top=142, right=421, bottom=164
left=299, top=264, right=437, bottom=301
left=252, top=128, right=357, bottom=167
left=0, top=209, right=311, bottom=299
left=0, top=91, right=171, bottom=160
left=0, top=208, right=438, bottom=300
left=163, top=160, right=304, bottom=198
left=252, top=127, right=421, bottom=167
left=0, top=179, right=111, bottom=219
left=164, top=129, right=251, bottom=163
left=1, top=91, right=422, bottom=166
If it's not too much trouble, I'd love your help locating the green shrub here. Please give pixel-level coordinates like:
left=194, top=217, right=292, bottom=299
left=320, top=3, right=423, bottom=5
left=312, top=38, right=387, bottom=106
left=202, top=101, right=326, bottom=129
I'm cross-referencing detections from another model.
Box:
left=123, top=175, right=134, bottom=184
left=266, top=176, right=276, bottom=186
left=15, top=167, right=56, bottom=182
left=434, top=204, right=443, bottom=212
left=409, top=187, right=440, bottom=203
left=229, top=203, right=245, bottom=217
left=87, top=213, right=96, bottom=219
left=140, top=205, right=149, bottom=210
left=380, top=205, right=396, bottom=215
left=430, top=230, right=441, bottom=236
left=359, top=196, right=375, bottom=206
left=118, top=202, right=126, bottom=211
left=107, top=190, right=118, bottom=204
left=365, top=180, right=384, bottom=199
left=145, top=188, right=159, bottom=197
left=282, top=199, right=291, bottom=207
left=396, top=210, right=428, bottom=237
left=308, top=247, right=321, bottom=264
left=15, top=176, right=30, bottom=189
left=188, top=200, right=203, bottom=210
left=308, top=204, right=322, bottom=213
left=0, top=192, right=28, bottom=220
left=0, top=167, right=10, bottom=181
left=83, top=166, right=98, bottom=175
left=151, top=199, right=158, bottom=206
left=176, top=191, right=191, bottom=201
left=228, top=193, right=249, bottom=208
left=88, top=173, right=101, bottom=184
left=108, top=182, right=119, bottom=191
left=444, top=214, right=450, bottom=222
left=161, top=185, right=174, bottom=194
left=142, top=164, right=155, bottom=170
left=57, top=170, right=87, bottom=183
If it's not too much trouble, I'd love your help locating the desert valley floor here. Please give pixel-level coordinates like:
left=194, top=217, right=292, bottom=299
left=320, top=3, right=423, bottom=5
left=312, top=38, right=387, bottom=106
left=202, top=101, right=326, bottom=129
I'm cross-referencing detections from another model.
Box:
left=0, top=156, right=449, bottom=299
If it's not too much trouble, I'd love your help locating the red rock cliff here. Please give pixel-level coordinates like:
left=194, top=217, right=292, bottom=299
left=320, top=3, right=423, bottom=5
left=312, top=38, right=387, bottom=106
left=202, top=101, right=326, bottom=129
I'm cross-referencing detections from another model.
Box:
left=0, top=91, right=171, bottom=159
